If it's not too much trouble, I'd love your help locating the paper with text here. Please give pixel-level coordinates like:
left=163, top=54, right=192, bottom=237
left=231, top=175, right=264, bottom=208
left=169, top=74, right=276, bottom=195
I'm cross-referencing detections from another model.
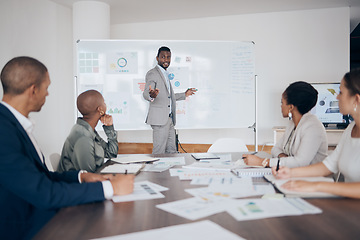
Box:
left=91, top=220, right=245, bottom=240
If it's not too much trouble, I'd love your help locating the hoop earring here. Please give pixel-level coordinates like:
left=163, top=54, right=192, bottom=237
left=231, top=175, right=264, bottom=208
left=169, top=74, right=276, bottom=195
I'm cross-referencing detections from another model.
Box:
left=288, top=111, right=292, bottom=120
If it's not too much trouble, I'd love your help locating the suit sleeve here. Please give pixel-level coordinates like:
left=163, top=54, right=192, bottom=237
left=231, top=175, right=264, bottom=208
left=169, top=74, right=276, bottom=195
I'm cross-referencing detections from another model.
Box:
left=143, top=70, right=158, bottom=101
left=175, top=92, right=186, bottom=101
left=101, top=124, right=118, bottom=159
left=47, top=169, right=79, bottom=183
left=0, top=120, right=105, bottom=210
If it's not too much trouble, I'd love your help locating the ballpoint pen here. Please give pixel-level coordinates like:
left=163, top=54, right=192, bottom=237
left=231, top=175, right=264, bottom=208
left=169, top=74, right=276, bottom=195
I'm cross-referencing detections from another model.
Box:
left=276, top=158, right=280, bottom=172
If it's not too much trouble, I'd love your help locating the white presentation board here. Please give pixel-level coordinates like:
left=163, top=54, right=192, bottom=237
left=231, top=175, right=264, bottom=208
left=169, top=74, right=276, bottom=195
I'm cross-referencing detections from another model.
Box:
left=76, top=40, right=255, bottom=130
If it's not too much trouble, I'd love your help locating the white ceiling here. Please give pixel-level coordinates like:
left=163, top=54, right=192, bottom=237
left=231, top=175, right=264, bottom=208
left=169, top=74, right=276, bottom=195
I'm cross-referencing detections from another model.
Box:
left=52, top=0, right=360, bottom=29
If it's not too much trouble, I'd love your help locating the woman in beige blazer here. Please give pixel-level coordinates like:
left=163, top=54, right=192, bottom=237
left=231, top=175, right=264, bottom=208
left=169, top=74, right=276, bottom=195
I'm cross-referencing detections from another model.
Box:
left=243, top=81, right=328, bottom=168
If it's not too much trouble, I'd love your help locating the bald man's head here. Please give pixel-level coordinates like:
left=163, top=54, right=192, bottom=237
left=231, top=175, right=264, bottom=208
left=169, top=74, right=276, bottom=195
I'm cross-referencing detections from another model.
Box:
left=77, top=90, right=105, bottom=117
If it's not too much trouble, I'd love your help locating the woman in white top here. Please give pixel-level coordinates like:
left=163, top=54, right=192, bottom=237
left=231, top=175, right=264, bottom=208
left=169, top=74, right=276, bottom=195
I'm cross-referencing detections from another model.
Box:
left=275, top=69, right=360, bottom=198
left=243, top=81, right=328, bottom=168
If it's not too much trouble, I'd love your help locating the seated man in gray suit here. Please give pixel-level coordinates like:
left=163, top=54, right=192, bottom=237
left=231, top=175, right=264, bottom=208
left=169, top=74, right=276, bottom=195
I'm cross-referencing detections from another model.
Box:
left=143, top=46, right=197, bottom=154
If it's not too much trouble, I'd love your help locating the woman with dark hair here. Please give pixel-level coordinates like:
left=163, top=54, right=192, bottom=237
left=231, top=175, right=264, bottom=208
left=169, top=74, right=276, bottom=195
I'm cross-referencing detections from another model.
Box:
left=274, top=69, right=360, bottom=198
left=243, top=81, right=328, bottom=168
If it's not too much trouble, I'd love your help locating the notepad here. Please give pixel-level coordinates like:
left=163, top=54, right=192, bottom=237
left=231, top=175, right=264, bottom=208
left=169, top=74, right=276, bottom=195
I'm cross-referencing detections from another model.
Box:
left=100, top=163, right=144, bottom=174
left=111, top=155, right=159, bottom=164
left=264, top=175, right=338, bottom=198
left=231, top=168, right=272, bottom=177
left=191, top=153, right=220, bottom=160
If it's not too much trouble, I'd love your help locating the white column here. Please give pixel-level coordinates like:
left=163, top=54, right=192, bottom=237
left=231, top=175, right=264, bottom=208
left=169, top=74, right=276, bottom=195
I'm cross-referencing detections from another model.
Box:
left=72, top=1, right=110, bottom=128
left=73, top=1, right=110, bottom=41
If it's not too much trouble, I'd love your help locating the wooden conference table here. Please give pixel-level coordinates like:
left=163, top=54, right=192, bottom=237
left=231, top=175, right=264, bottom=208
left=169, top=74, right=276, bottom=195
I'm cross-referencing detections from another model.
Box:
left=34, top=153, right=360, bottom=240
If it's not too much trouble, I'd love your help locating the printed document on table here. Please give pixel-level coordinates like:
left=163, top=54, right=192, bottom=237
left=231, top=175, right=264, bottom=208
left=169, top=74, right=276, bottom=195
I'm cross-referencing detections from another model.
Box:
left=190, top=175, right=240, bottom=185
left=169, top=168, right=233, bottom=180
left=180, top=170, right=234, bottom=180
left=155, top=157, right=186, bottom=165
left=112, top=181, right=167, bottom=203
left=183, top=161, right=236, bottom=171
left=226, top=198, right=322, bottom=221
left=207, top=177, right=275, bottom=198
left=156, top=197, right=234, bottom=220
left=91, top=220, right=245, bottom=240
left=186, top=186, right=275, bottom=199
left=186, top=179, right=275, bottom=199
left=142, top=164, right=173, bottom=172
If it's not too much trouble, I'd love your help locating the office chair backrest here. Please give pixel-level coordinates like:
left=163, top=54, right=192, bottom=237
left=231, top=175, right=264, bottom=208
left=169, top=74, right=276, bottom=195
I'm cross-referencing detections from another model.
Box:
left=207, top=138, right=248, bottom=153
left=49, top=153, right=61, bottom=171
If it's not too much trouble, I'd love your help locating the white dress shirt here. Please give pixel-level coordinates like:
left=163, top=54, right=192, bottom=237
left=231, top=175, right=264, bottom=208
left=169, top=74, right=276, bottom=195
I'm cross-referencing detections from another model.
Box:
left=323, top=122, right=360, bottom=182
left=157, top=65, right=172, bottom=114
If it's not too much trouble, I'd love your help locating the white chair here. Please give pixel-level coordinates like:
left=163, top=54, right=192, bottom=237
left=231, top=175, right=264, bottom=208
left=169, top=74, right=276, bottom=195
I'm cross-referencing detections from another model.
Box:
left=49, top=153, right=61, bottom=171
left=207, top=138, right=248, bottom=153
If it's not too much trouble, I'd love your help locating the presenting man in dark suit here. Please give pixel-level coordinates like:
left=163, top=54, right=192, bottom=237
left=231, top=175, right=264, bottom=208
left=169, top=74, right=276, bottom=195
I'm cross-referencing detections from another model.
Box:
left=143, top=46, right=197, bottom=154
left=0, top=56, right=134, bottom=240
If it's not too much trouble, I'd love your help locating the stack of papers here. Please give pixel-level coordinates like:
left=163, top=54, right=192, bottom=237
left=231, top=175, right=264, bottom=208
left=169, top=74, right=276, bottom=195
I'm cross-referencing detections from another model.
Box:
left=170, top=163, right=275, bottom=199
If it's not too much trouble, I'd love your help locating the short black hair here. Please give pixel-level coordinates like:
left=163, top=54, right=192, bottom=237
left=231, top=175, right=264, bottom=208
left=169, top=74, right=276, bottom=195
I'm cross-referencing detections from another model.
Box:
left=157, top=46, right=171, bottom=57
left=283, top=81, right=318, bottom=115
left=343, top=68, right=360, bottom=96
left=1, top=56, right=48, bottom=95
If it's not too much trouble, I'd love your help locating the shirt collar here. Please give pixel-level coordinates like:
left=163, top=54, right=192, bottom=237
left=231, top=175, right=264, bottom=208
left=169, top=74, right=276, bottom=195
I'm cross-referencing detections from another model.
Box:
left=0, top=101, right=34, bottom=133
left=76, top=117, right=97, bottom=139
left=157, top=64, right=167, bottom=74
